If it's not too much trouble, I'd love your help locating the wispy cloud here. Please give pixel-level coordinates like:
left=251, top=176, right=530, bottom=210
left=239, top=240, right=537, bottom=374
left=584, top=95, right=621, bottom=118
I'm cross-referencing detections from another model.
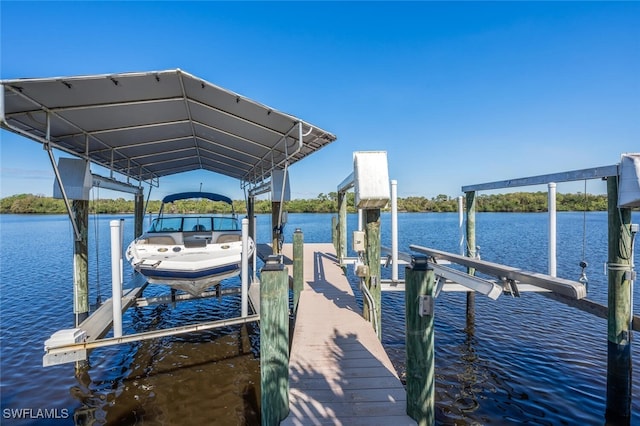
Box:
left=0, top=168, right=53, bottom=180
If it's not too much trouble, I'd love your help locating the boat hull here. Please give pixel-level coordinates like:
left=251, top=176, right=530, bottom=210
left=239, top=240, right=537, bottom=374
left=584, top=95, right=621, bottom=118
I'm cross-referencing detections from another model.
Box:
left=126, top=237, right=253, bottom=296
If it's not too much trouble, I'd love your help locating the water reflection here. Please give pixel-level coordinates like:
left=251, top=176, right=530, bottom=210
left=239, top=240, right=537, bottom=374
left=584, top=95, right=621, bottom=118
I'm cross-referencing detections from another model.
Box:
left=68, top=286, right=261, bottom=425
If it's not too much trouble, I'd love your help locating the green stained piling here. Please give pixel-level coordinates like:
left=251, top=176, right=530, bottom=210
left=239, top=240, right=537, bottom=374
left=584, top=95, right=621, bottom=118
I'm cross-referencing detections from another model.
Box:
left=338, top=191, right=347, bottom=262
left=364, top=208, right=382, bottom=340
left=605, top=176, right=633, bottom=424
left=293, top=229, right=304, bottom=313
left=405, top=256, right=435, bottom=426
left=260, top=260, right=290, bottom=425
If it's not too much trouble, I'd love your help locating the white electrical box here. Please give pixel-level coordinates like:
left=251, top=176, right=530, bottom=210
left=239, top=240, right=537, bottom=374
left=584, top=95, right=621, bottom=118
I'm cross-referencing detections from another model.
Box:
left=353, top=151, right=390, bottom=209
left=354, top=262, right=369, bottom=278
left=353, top=230, right=365, bottom=252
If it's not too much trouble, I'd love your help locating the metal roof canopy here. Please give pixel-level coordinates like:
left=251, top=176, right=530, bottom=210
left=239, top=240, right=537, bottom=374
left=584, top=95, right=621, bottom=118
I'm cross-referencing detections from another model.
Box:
left=0, top=69, right=337, bottom=190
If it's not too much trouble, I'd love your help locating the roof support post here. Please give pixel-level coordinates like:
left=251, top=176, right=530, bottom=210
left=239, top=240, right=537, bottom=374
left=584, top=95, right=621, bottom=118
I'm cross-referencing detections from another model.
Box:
left=44, top=113, right=82, bottom=242
left=0, top=84, right=5, bottom=123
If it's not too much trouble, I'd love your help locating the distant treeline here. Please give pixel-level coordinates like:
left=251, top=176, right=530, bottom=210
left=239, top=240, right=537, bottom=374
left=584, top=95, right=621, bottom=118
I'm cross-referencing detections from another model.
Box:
left=0, top=191, right=610, bottom=214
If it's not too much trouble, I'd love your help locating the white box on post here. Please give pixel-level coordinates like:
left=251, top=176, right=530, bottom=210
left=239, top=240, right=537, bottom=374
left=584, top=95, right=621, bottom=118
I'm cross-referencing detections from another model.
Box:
left=353, top=151, right=390, bottom=209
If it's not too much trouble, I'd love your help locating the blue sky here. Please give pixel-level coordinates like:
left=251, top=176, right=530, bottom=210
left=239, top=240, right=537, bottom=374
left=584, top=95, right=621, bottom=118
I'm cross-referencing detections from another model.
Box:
left=1, top=1, right=638, bottom=201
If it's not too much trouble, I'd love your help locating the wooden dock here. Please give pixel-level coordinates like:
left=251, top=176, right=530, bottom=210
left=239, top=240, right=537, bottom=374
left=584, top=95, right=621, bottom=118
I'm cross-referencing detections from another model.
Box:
left=280, top=243, right=415, bottom=425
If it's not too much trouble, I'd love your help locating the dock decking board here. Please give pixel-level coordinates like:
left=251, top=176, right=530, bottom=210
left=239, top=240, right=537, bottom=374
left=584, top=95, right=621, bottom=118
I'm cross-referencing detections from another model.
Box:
left=280, top=243, right=415, bottom=425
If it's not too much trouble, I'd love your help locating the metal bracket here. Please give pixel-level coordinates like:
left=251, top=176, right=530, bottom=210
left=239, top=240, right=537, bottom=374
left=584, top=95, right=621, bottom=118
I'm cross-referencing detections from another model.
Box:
left=419, top=295, right=434, bottom=317
left=263, top=255, right=284, bottom=271
left=411, top=255, right=430, bottom=271
left=434, top=276, right=445, bottom=298
left=502, top=278, right=521, bottom=297
left=43, top=348, right=87, bottom=367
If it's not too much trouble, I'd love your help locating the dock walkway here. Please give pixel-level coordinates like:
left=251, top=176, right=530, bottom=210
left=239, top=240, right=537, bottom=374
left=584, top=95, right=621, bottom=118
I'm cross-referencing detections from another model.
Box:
left=280, top=243, right=415, bottom=425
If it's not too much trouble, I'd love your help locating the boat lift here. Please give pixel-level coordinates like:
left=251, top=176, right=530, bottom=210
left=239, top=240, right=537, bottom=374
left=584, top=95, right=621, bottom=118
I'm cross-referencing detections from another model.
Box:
left=43, top=216, right=258, bottom=367
left=0, top=69, right=337, bottom=367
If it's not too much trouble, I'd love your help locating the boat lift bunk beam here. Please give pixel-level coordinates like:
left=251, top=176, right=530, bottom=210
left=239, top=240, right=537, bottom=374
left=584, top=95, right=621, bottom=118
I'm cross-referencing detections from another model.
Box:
left=410, top=245, right=587, bottom=299
left=461, top=164, right=619, bottom=192
left=379, top=247, right=504, bottom=299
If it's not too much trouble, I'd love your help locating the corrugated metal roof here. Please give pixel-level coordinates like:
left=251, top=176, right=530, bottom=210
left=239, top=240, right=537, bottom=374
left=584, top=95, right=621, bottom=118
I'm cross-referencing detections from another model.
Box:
left=0, top=69, right=336, bottom=187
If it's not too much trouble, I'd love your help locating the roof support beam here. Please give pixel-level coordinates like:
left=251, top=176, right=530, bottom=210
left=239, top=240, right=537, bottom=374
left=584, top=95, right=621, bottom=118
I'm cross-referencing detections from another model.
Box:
left=4, top=96, right=185, bottom=116
left=92, top=174, right=142, bottom=194
left=178, top=71, right=203, bottom=170
left=44, top=113, right=82, bottom=241
left=244, top=121, right=303, bottom=183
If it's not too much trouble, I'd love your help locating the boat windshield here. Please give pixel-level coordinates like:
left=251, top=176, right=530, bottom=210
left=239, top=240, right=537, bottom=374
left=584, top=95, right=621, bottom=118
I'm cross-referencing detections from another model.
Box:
left=148, top=216, right=240, bottom=233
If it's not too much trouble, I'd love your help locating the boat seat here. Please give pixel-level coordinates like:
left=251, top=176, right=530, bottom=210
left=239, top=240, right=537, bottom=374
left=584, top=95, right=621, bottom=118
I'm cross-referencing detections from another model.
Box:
left=184, top=239, right=207, bottom=248
left=216, top=234, right=241, bottom=243
left=146, top=236, right=177, bottom=245
left=192, top=224, right=207, bottom=231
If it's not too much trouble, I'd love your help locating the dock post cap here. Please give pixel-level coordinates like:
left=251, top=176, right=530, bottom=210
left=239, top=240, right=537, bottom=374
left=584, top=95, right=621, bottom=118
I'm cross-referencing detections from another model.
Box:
left=263, top=255, right=284, bottom=271
left=410, top=255, right=431, bottom=271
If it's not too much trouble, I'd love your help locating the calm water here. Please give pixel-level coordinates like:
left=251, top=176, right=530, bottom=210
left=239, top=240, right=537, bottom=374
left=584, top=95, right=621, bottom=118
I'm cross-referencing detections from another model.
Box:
left=1, top=212, right=638, bottom=425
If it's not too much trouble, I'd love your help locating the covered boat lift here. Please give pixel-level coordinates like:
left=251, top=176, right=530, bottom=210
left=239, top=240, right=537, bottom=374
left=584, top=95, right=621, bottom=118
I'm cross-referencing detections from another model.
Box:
left=0, top=69, right=337, bottom=363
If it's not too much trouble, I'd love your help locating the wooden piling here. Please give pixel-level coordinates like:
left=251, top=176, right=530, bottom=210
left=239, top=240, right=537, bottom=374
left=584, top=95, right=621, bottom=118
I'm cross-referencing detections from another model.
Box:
left=465, top=191, right=476, bottom=330
left=260, top=259, right=290, bottom=425
left=72, top=199, right=89, bottom=326
left=405, top=256, right=435, bottom=426
left=338, top=191, right=347, bottom=262
left=293, top=229, right=304, bottom=313
left=605, top=176, right=633, bottom=424
left=272, top=201, right=282, bottom=254
left=248, top=195, right=255, bottom=242
left=331, top=215, right=338, bottom=252
left=364, top=208, right=382, bottom=340
left=134, top=191, right=144, bottom=238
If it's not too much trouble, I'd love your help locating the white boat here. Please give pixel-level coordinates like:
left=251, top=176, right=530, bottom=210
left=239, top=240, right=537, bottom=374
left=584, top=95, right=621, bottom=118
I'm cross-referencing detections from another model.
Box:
left=125, top=192, right=254, bottom=295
